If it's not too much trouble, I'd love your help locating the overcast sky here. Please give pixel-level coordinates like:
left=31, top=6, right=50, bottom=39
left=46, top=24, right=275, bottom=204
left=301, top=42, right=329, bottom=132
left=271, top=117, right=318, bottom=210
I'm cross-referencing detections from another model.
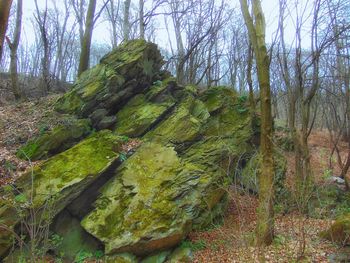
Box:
left=19, top=0, right=310, bottom=49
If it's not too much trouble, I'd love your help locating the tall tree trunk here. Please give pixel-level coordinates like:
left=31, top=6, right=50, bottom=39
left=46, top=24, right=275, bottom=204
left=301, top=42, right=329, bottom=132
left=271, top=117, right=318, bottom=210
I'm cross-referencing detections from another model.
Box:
left=34, top=0, right=50, bottom=95
left=240, top=0, right=275, bottom=246
left=123, top=0, right=131, bottom=41
left=139, top=0, right=144, bottom=39
left=78, top=0, right=97, bottom=76
left=0, top=0, right=13, bottom=63
left=247, top=43, right=255, bottom=114
left=6, top=0, right=23, bottom=100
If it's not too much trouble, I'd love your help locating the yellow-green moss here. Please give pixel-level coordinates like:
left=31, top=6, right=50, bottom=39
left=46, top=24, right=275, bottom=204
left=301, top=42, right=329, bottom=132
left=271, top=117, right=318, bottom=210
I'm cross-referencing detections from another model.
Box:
left=82, top=142, right=185, bottom=255
left=144, top=95, right=208, bottom=144
left=114, top=94, right=174, bottom=137
left=17, top=118, right=92, bottom=160
left=321, top=213, right=350, bottom=245
left=239, top=150, right=287, bottom=200
left=17, top=130, right=123, bottom=211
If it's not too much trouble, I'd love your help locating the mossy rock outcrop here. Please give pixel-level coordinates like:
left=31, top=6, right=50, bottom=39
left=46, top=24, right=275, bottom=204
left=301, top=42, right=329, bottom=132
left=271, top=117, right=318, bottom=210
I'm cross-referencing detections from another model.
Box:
left=0, top=130, right=124, bottom=257
left=81, top=87, right=253, bottom=256
left=55, top=40, right=163, bottom=121
left=321, top=213, right=350, bottom=245
left=2, top=40, right=259, bottom=260
left=239, top=150, right=287, bottom=199
left=17, top=118, right=91, bottom=160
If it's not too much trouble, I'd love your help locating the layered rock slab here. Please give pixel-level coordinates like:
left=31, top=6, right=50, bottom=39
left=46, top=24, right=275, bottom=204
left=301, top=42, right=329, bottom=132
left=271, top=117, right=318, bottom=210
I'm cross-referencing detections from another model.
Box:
left=82, top=88, right=254, bottom=256
left=0, top=130, right=123, bottom=257
left=55, top=40, right=163, bottom=120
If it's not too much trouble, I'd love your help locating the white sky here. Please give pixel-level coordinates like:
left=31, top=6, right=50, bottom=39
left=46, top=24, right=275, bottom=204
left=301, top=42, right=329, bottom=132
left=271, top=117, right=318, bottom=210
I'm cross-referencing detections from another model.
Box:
left=19, top=0, right=311, bottom=49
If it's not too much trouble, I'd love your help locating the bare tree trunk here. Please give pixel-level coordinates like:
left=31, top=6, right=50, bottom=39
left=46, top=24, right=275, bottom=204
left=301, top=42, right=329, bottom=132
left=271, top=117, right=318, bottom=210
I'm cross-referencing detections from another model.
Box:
left=78, top=0, right=97, bottom=76
left=123, top=0, right=131, bottom=41
left=139, top=0, right=145, bottom=39
left=240, top=0, right=275, bottom=246
left=34, top=0, right=50, bottom=95
left=6, top=0, right=23, bottom=100
left=0, top=0, right=13, bottom=63
left=247, top=43, right=255, bottom=113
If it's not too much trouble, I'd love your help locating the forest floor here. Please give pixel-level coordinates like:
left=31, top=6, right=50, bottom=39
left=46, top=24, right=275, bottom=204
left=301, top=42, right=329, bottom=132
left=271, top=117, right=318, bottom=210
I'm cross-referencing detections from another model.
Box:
left=190, top=131, right=350, bottom=262
left=0, top=98, right=349, bottom=262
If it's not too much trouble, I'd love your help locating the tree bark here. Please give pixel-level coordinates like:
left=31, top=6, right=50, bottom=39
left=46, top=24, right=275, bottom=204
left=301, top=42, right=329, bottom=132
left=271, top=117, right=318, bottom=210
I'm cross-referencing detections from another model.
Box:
left=78, top=0, right=97, bottom=76
left=0, top=0, right=13, bottom=63
left=6, top=0, right=23, bottom=100
left=123, top=0, right=131, bottom=41
left=139, top=0, right=145, bottom=39
left=240, top=0, right=275, bottom=246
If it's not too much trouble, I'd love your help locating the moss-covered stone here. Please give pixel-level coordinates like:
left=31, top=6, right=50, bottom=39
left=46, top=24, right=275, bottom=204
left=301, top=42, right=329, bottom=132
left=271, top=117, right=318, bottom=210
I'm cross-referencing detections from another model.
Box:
left=81, top=91, right=254, bottom=255
left=51, top=210, right=101, bottom=261
left=239, top=150, right=287, bottom=201
left=0, top=131, right=124, bottom=258
left=166, top=247, right=193, bottom=263
left=321, top=213, right=350, bottom=245
left=144, top=94, right=209, bottom=144
left=114, top=94, right=175, bottom=137
left=104, top=253, right=138, bottom=263
left=82, top=142, right=189, bottom=255
left=17, top=118, right=91, bottom=160
left=0, top=196, right=17, bottom=258
left=141, top=250, right=171, bottom=263
left=54, top=40, right=163, bottom=119
left=17, top=130, right=123, bottom=210
left=200, top=87, right=251, bottom=137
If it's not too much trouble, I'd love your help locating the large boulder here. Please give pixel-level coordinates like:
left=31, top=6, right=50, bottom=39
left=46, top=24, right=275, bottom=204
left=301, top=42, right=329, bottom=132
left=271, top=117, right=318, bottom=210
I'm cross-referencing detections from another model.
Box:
left=0, top=130, right=124, bottom=257
left=54, top=39, right=163, bottom=120
left=2, top=40, right=259, bottom=260
left=81, top=88, right=253, bottom=256
left=321, top=213, right=350, bottom=245
left=17, top=118, right=91, bottom=160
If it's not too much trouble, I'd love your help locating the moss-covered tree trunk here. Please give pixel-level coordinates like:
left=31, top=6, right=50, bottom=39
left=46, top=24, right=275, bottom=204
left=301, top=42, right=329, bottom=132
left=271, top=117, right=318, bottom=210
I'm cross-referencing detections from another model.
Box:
left=240, top=0, right=275, bottom=246
left=0, top=0, right=12, bottom=63
left=78, top=0, right=96, bottom=76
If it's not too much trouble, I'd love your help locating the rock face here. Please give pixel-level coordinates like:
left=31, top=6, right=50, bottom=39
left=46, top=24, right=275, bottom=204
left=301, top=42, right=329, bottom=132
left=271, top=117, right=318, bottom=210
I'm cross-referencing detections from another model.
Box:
left=0, top=40, right=261, bottom=261
left=321, top=213, right=350, bottom=245
left=17, top=118, right=91, bottom=160
left=0, top=130, right=124, bottom=256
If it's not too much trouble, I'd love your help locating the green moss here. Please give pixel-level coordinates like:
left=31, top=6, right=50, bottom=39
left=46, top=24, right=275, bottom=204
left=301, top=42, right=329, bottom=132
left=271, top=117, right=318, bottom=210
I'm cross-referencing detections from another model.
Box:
left=167, top=247, right=193, bottom=263
left=200, top=86, right=237, bottom=113
left=54, top=91, right=84, bottom=114
left=82, top=143, right=186, bottom=255
left=141, top=250, right=171, bottom=263
left=17, top=118, right=92, bottom=160
left=104, top=253, right=138, bottom=263
left=321, top=213, right=350, bottom=245
left=239, top=150, right=287, bottom=201
left=54, top=40, right=164, bottom=116
left=144, top=95, right=208, bottom=144
left=114, top=94, right=174, bottom=137
left=17, top=130, right=123, bottom=211
left=145, top=77, right=176, bottom=101
left=51, top=210, right=100, bottom=261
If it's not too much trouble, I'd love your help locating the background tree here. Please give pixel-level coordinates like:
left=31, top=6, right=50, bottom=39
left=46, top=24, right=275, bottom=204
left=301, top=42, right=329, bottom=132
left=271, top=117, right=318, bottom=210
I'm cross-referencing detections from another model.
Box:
left=240, top=0, right=275, bottom=246
left=0, top=0, right=12, bottom=63
left=78, top=0, right=97, bottom=76
left=6, top=0, right=23, bottom=100
left=123, top=0, right=131, bottom=41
